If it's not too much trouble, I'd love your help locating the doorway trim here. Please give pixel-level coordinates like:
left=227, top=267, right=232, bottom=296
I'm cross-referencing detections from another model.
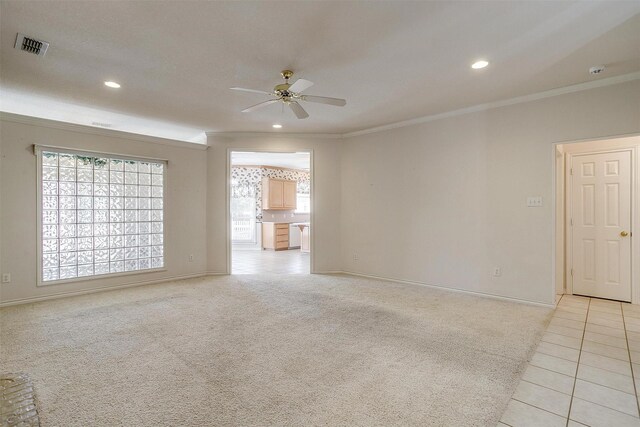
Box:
left=552, top=134, right=640, bottom=304
left=226, top=148, right=315, bottom=275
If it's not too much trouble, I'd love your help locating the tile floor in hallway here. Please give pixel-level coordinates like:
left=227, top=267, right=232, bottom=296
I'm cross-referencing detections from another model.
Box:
left=500, top=295, right=640, bottom=427
left=232, top=249, right=310, bottom=274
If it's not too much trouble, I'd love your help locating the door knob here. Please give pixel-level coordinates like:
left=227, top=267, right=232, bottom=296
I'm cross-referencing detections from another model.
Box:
left=621, top=231, right=629, bottom=237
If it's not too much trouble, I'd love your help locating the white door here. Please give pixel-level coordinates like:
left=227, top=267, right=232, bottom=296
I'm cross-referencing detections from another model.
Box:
left=571, top=150, right=632, bottom=301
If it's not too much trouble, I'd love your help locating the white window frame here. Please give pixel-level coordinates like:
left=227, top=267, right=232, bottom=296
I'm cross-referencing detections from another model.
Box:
left=295, top=192, right=311, bottom=214
left=35, top=145, right=168, bottom=286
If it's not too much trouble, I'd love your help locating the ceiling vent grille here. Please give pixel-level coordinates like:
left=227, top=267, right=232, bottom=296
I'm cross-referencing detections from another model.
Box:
left=14, top=33, right=49, bottom=57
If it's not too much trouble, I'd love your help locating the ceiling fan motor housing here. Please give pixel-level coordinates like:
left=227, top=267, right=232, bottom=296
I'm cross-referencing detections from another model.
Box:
left=274, top=83, right=291, bottom=93
left=276, top=70, right=295, bottom=98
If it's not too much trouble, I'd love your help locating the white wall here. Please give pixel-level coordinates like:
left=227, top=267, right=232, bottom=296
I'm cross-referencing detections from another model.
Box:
left=340, top=79, right=640, bottom=305
left=206, top=134, right=342, bottom=274
left=0, top=116, right=208, bottom=304
left=2, top=79, right=638, bottom=306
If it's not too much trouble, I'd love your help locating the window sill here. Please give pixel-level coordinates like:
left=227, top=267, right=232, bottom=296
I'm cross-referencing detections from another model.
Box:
left=37, top=267, right=167, bottom=287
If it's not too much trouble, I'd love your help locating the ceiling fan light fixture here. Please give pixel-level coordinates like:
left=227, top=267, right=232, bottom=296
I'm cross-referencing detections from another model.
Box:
left=231, top=70, right=346, bottom=119
left=471, top=60, right=489, bottom=70
left=272, top=124, right=282, bottom=129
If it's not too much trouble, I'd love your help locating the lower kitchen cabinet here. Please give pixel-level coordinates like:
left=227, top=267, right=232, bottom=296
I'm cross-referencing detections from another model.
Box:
left=262, top=222, right=290, bottom=251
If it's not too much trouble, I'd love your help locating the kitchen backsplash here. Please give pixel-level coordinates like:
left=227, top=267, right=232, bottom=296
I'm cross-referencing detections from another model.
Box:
left=231, top=166, right=310, bottom=220
left=260, top=211, right=310, bottom=223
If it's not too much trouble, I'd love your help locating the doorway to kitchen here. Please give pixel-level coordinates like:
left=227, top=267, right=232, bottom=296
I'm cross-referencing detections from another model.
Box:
left=230, top=150, right=311, bottom=274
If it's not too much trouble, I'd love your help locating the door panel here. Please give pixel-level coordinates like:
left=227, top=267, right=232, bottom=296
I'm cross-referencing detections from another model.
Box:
left=606, top=241, right=620, bottom=284
left=571, top=150, right=632, bottom=302
left=269, top=180, right=284, bottom=208
left=582, top=239, right=596, bottom=281
left=582, top=185, right=595, bottom=225
left=605, top=184, right=619, bottom=226
left=283, top=180, right=297, bottom=209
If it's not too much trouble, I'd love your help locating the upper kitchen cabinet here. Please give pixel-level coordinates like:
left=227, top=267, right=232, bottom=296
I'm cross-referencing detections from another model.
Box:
left=262, top=177, right=297, bottom=210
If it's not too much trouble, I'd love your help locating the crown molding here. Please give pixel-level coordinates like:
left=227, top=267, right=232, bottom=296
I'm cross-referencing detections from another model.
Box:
left=205, top=131, right=343, bottom=141
left=343, top=71, right=640, bottom=138
left=208, top=72, right=640, bottom=140
left=0, top=112, right=208, bottom=150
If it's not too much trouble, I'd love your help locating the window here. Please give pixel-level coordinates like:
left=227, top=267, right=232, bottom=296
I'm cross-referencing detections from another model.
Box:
left=295, top=179, right=311, bottom=213
left=295, top=193, right=311, bottom=213
left=231, top=180, right=256, bottom=243
left=37, top=147, right=165, bottom=284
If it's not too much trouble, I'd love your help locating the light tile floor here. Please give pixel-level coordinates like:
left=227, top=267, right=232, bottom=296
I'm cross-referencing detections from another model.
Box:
left=232, top=249, right=310, bottom=274
left=500, top=295, right=640, bottom=426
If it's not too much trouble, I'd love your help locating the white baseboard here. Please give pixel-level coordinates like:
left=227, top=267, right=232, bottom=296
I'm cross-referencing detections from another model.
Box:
left=0, top=269, right=554, bottom=308
left=0, top=272, right=211, bottom=307
left=340, top=270, right=556, bottom=308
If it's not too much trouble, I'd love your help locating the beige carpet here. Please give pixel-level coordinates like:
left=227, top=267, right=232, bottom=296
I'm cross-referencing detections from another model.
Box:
left=0, top=274, right=552, bottom=426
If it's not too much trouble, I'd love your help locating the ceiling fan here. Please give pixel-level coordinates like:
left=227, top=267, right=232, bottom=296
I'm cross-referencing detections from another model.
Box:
left=230, top=70, right=346, bottom=119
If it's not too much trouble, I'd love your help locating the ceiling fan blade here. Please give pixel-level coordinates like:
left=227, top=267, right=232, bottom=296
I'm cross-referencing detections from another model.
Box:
left=289, top=101, right=309, bottom=119
left=288, top=78, right=314, bottom=93
left=241, top=99, right=279, bottom=113
left=301, top=95, right=346, bottom=107
left=230, top=87, right=273, bottom=96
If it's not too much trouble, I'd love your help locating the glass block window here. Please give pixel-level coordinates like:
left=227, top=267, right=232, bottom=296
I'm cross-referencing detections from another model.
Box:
left=38, top=149, right=165, bottom=284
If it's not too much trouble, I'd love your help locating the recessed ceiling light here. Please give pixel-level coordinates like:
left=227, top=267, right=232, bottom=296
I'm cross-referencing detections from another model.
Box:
left=471, top=60, right=489, bottom=70
left=272, top=124, right=282, bottom=129
left=104, top=81, right=121, bottom=88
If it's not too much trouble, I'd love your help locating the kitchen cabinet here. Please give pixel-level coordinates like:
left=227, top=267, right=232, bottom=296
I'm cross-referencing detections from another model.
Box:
left=262, top=222, right=290, bottom=251
left=262, top=178, right=297, bottom=210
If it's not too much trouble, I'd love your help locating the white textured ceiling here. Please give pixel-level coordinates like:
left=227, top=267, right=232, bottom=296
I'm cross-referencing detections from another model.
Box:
left=1, top=1, right=639, bottom=141
left=232, top=151, right=310, bottom=171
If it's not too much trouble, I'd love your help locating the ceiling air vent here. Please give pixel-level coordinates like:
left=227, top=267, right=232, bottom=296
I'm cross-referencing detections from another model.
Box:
left=14, top=33, right=49, bottom=57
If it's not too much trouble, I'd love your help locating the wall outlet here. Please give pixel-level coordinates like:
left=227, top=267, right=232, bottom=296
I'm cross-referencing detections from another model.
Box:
left=188, top=255, right=194, bottom=262
left=353, top=254, right=359, bottom=261
left=526, top=196, right=543, bottom=207
left=2, top=273, right=11, bottom=283
left=493, top=267, right=502, bottom=277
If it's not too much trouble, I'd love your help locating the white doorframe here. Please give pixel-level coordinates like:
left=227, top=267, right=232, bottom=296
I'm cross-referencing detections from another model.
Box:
left=226, top=148, right=315, bottom=274
left=552, top=134, right=640, bottom=304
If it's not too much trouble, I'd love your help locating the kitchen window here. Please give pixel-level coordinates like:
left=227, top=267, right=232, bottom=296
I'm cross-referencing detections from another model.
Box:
left=36, top=146, right=165, bottom=285
left=295, top=179, right=311, bottom=213
left=295, top=193, right=310, bottom=213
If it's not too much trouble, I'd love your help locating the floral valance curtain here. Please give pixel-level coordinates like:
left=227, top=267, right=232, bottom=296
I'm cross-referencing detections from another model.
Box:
left=231, top=181, right=256, bottom=199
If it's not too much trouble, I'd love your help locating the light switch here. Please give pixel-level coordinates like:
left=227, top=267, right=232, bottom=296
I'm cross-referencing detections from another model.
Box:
left=527, top=196, right=543, bottom=207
